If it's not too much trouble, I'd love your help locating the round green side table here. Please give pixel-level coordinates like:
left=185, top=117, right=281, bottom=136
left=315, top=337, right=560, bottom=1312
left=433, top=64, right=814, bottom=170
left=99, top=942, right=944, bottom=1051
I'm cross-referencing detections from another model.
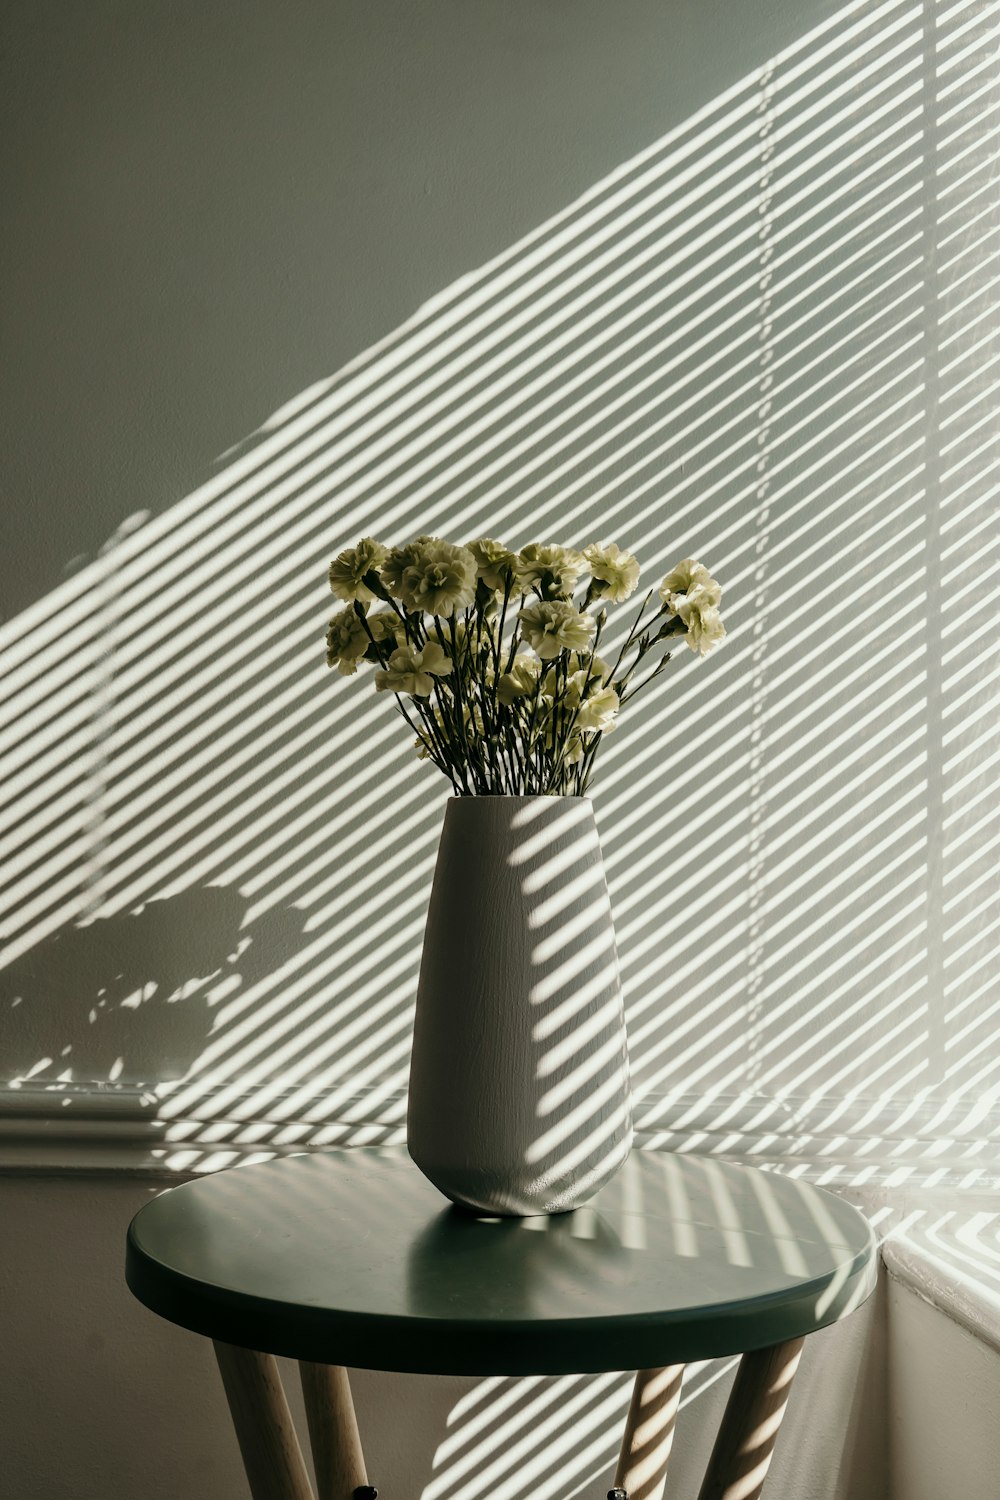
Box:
left=125, top=1147, right=876, bottom=1500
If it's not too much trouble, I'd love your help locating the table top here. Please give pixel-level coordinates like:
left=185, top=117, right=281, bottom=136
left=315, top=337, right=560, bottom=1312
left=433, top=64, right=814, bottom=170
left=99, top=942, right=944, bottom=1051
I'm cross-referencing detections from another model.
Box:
left=126, top=1147, right=877, bottom=1375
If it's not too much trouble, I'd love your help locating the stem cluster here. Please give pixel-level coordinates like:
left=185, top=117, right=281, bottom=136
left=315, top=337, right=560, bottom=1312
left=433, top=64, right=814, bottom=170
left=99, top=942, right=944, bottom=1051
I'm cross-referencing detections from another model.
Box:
left=356, top=573, right=685, bottom=797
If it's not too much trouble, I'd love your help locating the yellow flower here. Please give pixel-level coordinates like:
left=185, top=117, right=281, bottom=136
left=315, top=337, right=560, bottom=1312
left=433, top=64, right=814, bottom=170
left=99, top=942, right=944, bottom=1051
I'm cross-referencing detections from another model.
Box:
left=562, top=732, right=586, bottom=765
left=566, top=653, right=612, bottom=685
left=514, top=543, right=585, bottom=599
left=657, top=558, right=725, bottom=657
left=374, top=641, right=453, bottom=696
left=583, top=542, right=641, bottom=602
left=366, top=609, right=405, bottom=647
left=540, top=663, right=574, bottom=704
left=397, top=539, right=478, bottom=616
left=539, top=664, right=590, bottom=709
left=518, top=600, right=596, bottom=659
left=381, top=536, right=435, bottom=597
left=325, top=606, right=371, bottom=675
left=418, top=641, right=455, bottom=677
left=535, top=657, right=614, bottom=725
left=658, top=557, right=722, bottom=612
left=678, top=593, right=727, bottom=655
left=466, top=537, right=517, bottom=591
left=576, top=685, right=620, bottom=733
left=328, top=537, right=388, bottom=603
left=497, top=653, right=542, bottom=705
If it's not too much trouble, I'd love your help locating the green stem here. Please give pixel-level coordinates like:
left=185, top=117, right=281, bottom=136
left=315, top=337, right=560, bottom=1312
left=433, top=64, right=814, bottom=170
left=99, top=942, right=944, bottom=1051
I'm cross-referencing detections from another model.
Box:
left=397, top=697, right=460, bottom=791
left=504, top=596, right=528, bottom=674
left=619, top=650, right=674, bottom=706
left=608, top=589, right=657, bottom=682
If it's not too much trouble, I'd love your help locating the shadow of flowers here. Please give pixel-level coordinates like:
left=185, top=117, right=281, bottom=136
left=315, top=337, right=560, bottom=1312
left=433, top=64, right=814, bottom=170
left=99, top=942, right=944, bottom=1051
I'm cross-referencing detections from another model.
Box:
left=0, top=885, right=308, bottom=1087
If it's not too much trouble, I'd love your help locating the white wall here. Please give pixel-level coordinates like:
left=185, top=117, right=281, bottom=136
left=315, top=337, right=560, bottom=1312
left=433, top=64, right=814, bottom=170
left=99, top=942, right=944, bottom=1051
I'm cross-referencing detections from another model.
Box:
left=883, top=1210, right=1000, bottom=1500
left=888, top=1279, right=1000, bottom=1500
left=2, top=0, right=998, bottom=1179
left=1, top=1, right=999, bottom=1496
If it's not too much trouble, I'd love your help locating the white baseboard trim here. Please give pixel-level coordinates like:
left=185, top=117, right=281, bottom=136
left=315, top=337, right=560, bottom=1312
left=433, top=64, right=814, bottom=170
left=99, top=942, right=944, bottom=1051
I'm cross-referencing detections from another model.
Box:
left=1, top=1083, right=997, bottom=1184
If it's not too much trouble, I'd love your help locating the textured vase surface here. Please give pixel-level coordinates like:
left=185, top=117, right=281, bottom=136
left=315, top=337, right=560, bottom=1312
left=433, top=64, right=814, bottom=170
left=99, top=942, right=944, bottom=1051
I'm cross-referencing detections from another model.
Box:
left=407, top=794, right=632, bottom=1216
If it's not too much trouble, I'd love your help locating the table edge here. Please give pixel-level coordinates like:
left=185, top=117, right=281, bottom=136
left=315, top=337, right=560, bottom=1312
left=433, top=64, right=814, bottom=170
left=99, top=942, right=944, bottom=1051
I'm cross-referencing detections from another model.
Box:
left=125, top=1215, right=879, bottom=1375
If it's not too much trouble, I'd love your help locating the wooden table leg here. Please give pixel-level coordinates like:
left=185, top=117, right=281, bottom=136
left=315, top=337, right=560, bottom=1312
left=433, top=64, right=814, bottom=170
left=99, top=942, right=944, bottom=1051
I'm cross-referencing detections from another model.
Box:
left=299, top=1361, right=370, bottom=1500
left=213, top=1341, right=315, bottom=1500
left=613, top=1364, right=685, bottom=1500
left=696, top=1337, right=805, bottom=1500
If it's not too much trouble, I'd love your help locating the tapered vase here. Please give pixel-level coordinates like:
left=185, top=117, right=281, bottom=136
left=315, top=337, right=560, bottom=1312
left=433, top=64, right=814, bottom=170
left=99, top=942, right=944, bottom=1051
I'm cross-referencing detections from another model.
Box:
left=407, top=794, right=632, bottom=1216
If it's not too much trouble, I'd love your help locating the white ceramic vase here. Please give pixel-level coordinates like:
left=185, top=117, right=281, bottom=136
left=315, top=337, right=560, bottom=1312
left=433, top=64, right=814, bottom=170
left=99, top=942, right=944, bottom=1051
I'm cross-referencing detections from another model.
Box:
left=407, top=794, right=632, bottom=1215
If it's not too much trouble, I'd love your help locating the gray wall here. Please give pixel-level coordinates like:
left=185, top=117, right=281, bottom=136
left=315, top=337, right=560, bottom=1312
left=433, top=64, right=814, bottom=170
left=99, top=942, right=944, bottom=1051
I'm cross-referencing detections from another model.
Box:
left=3, top=0, right=997, bottom=1174
left=1, top=0, right=998, bottom=1495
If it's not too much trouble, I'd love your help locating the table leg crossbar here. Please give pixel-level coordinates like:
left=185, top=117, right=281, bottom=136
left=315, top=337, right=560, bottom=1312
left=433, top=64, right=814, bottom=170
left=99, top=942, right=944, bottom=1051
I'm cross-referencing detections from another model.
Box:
left=213, top=1337, right=804, bottom=1500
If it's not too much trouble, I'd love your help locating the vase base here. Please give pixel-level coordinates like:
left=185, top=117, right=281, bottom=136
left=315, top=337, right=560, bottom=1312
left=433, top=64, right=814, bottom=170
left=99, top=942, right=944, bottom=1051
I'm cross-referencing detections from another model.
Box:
left=408, top=1132, right=633, bottom=1218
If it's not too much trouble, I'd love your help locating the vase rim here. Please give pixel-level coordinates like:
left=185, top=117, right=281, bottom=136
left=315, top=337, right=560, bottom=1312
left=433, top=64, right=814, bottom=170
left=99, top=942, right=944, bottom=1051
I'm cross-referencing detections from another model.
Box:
left=445, top=792, right=591, bottom=801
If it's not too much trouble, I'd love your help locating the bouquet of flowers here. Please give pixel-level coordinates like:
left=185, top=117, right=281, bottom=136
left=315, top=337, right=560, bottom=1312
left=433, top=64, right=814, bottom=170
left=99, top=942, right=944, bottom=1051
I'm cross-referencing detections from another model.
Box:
left=325, top=536, right=724, bottom=796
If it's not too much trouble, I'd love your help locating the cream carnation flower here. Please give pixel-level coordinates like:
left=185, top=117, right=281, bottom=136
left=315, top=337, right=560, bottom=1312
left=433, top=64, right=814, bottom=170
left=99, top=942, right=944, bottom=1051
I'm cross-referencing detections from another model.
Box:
left=325, top=606, right=371, bottom=675
left=567, top=670, right=591, bottom=706
left=658, top=558, right=725, bottom=656
left=398, top=539, right=477, bottom=616
left=658, top=557, right=722, bottom=612
left=561, top=732, right=586, bottom=765
left=583, top=542, right=641, bottom=602
left=518, top=600, right=596, bottom=659
left=374, top=641, right=453, bottom=696
left=540, top=664, right=571, bottom=704
left=413, top=640, right=453, bottom=677
left=381, top=536, right=435, bottom=598
left=576, top=684, right=621, bottom=732
left=328, top=537, right=388, bottom=603
left=366, top=609, right=405, bottom=647
left=498, top=653, right=542, bottom=705
left=514, top=543, right=585, bottom=599
left=466, top=537, right=517, bottom=591
left=677, top=593, right=726, bottom=656
left=540, top=663, right=604, bottom=709
left=567, top=652, right=612, bottom=684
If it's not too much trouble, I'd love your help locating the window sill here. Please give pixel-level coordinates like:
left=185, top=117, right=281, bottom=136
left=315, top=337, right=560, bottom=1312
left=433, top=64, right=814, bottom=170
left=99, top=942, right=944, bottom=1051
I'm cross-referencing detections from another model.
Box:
left=882, top=1209, right=1000, bottom=1356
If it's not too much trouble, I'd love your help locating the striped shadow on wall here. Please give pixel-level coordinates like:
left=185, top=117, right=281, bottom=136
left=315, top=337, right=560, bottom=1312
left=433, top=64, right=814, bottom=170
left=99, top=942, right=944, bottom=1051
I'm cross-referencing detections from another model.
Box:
left=1, top=0, right=998, bottom=1201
